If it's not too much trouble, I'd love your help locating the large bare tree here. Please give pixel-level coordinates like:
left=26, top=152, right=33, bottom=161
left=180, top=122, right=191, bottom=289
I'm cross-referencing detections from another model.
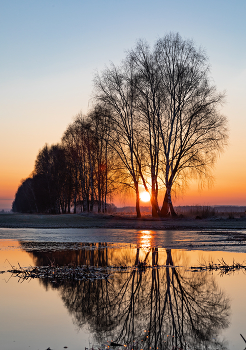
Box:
left=96, top=33, right=228, bottom=217
left=154, top=33, right=228, bottom=216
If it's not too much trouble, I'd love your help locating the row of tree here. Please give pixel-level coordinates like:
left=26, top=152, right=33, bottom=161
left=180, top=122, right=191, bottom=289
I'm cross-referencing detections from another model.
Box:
left=13, top=33, right=228, bottom=216
left=13, top=107, right=117, bottom=214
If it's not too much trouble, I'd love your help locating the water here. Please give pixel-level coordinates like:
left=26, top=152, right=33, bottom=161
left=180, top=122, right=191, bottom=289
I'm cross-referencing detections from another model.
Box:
left=1, top=229, right=246, bottom=349
left=1, top=227, right=246, bottom=252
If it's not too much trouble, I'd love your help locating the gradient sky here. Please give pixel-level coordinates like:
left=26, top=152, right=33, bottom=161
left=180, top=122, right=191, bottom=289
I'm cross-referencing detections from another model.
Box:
left=1, top=0, right=246, bottom=210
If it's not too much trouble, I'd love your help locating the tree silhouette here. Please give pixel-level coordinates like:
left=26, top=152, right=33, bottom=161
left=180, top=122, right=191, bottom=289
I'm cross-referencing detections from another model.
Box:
left=94, top=63, right=144, bottom=218
left=12, top=144, right=70, bottom=213
left=95, top=33, right=228, bottom=217
left=62, top=109, right=115, bottom=213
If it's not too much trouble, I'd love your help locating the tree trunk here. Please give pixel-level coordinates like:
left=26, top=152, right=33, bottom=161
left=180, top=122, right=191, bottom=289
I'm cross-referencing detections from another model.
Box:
left=151, top=198, right=159, bottom=217
left=169, top=201, right=177, bottom=217
left=98, top=167, right=101, bottom=213
left=167, top=187, right=177, bottom=217
left=151, top=176, right=159, bottom=217
left=60, top=198, right=64, bottom=213
left=89, top=197, right=94, bottom=212
left=160, top=186, right=177, bottom=217
left=104, top=148, right=108, bottom=213
left=135, top=181, right=141, bottom=218
left=73, top=166, right=78, bottom=214
left=89, top=164, right=94, bottom=212
left=83, top=199, right=87, bottom=212
left=160, top=190, right=169, bottom=217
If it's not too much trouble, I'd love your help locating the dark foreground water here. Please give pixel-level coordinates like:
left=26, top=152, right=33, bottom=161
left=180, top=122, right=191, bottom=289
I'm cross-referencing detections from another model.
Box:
left=1, top=229, right=246, bottom=350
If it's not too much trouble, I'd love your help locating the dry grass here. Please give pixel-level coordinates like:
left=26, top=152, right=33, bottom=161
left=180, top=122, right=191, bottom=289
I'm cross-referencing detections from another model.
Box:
left=0, top=212, right=246, bottom=231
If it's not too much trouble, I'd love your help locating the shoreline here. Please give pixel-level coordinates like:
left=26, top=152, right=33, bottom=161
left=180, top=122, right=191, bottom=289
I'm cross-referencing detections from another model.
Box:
left=0, top=213, right=246, bottom=231
left=1, top=213, right=246, bottom=252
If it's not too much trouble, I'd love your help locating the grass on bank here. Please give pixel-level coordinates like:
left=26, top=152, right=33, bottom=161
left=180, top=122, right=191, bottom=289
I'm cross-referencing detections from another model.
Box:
left=0, top=209, right=246, bottom=231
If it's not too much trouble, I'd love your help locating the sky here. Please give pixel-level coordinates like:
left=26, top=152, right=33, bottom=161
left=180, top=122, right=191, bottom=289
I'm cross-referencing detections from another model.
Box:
left=1, top=0, right=246, bottom=210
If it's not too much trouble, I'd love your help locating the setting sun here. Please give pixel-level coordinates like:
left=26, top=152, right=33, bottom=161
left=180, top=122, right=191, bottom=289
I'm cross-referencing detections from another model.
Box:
left=140, top=191, right=151, bottom=202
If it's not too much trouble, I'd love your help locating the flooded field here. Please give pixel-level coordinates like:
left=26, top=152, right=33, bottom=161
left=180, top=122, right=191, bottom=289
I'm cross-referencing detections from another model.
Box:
left=1, top=230, right=246, bottom=349
left=1, top=227, right=246, bottom=252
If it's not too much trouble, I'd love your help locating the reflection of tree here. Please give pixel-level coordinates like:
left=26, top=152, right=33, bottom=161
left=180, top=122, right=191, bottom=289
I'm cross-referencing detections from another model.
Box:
left=104, top=249, right=229, bottom=350
left=157, top=249, right=229, bottom=349
left=22, top=244, right=230, bottom=349
left=20, top=242, right=140, bottom=269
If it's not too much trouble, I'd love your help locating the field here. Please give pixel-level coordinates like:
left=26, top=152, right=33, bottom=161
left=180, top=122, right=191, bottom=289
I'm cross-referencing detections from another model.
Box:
left=1, top=212, right=246, bottom=231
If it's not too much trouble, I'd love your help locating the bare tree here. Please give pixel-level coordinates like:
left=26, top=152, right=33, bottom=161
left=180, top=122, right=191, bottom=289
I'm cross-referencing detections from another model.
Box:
left=128, top=41, right=163, bottom=217
left=62, top=109, right=116, bottom=213
left=153, top=33, right=228, bottom=216
left=94, top=63, right=144, bottom=218
left=88, top=105, right=112, bottom=213
left=128, top=34, right=228, bottom=216
left=62, top=119, right=82, bottom=213
left=95, top=33, right=228, bottom=218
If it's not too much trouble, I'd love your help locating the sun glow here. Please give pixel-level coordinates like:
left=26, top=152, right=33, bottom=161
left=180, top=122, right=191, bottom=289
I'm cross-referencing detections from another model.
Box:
left=140, top=191, right=151, bottom=202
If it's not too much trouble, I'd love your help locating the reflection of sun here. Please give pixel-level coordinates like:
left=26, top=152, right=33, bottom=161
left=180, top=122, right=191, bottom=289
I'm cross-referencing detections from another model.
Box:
left=139, top=230, right=153, bottom=251
left=140, top=191, right=150, bottom=202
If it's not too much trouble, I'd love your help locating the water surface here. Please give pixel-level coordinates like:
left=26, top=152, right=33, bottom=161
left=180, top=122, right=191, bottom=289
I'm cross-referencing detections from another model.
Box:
left=1, top=231, right=246, bottom=349
left=1, top=227, right=246, bottom=252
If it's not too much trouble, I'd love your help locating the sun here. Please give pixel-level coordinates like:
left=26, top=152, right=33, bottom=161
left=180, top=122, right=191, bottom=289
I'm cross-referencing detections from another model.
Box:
left=140, top=191, right=151, bottom=202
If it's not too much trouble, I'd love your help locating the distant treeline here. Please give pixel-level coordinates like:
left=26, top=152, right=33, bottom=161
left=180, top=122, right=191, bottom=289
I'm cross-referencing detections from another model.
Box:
left=176, top=205, right=246, bottom=213
left=12, top=107, right=119, bottom=214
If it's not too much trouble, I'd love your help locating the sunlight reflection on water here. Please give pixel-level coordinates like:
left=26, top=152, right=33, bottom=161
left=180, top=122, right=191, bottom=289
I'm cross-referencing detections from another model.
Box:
left=138, top=230, right=153, bottom=251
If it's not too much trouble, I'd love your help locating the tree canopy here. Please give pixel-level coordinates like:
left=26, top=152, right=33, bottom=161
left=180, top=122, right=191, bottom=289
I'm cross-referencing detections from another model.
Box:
left=94, top=33, right=228, bottom=216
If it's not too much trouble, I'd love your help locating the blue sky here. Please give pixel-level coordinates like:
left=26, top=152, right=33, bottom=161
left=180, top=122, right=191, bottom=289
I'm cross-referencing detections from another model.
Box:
left=1, top=0, right=246, bottom=209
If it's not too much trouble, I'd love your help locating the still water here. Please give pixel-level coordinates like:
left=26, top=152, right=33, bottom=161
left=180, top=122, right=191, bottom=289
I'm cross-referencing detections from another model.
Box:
left=1, top=230, right=246, bottom=350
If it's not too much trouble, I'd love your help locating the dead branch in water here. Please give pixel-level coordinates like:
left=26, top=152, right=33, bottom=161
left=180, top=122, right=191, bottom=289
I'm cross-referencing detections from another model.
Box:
left=7, top=264, right=112, bottom=282
left=5, top=259, right=185, bottom=283
left=191, top=258, right=246, bottom=275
